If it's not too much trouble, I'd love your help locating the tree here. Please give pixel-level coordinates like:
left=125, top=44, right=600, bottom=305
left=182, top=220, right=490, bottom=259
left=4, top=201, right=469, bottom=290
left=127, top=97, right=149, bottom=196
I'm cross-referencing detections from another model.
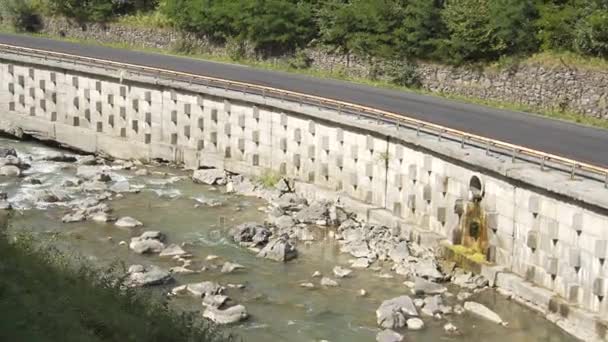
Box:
left=0, top=0, right=43, bottom=32
left=489, top=0, right=539, bottom=56
left=47, top=0, right=115, bottom=23
left=394, top=0, right=446, bottom=60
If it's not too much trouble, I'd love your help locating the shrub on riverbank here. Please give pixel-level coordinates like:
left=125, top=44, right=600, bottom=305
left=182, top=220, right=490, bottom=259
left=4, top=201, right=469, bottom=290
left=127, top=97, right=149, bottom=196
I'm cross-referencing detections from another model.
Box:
left=0, top=212, right=231, bottom=342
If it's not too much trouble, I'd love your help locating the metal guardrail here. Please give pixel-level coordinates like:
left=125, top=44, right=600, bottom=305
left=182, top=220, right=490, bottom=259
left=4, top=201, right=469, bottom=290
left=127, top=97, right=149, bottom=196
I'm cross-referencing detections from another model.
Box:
left=1, top=42, right=607, bottom=187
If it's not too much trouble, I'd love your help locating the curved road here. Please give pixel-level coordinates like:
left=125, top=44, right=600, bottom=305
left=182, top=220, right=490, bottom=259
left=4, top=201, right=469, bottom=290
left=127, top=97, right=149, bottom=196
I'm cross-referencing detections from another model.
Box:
left=1, top=33, right=607, bottom=167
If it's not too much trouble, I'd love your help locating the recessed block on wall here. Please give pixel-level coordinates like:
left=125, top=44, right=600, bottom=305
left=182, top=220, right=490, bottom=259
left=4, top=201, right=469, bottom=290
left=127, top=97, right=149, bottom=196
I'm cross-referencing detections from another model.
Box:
left=308, top=145, right=316, bottom=160
left=408, top=164, right=417, bottom=182
left=294, top=128, right=302, bottom=143
left=184, top=103, right=191, bottom=117
left=365, top=163, right=373, bottom=179
left=423, top=184, right=432, bottom=203
left=293, top=154, right=301, bottom=169
left=280, top=113, right=288, bottom=127
left=336, top=128, right=344, bottom=144
left=308, top=121, right=315, bottom=135
left=366, top=135, right=374, bottom=152
left=144, top=91, right=152, bottom=104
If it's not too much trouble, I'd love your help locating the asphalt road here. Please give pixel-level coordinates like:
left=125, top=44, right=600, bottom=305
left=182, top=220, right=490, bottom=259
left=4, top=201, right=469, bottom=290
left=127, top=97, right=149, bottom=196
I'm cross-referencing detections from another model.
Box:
left=1, top=33, right=607, bottom=167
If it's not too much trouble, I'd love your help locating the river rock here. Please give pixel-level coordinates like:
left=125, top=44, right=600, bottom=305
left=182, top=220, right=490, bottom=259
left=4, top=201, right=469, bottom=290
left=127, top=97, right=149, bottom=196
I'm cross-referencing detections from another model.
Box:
left=0, top=147, right=17, bottom=158
left=300, top=282, right=315, bottom=288
left=388, top=241, right=410, bottom=263
left=159, top=244, right=188, bottom=257
left=202, top=294, right=229, bottom=308
left=294, top=201, right=329, bottom=223
left=192, top=168, right=227, bottom=185
left=185, top=281, right=224, bottom=297
left=115, top=216, right=143, bottom=228
left=464, top=301, right=505, bottom=325
left=457, top=291, right=472, bottom=301
left=110, top=180, right=130, bottom=193
left=0, top=165, right=20, bottom=177
left=62, top=210, right=86, bottom=223
left=376, top=329, right=403, bottom=342
left=257, top=235, right=297, bottom=262
left=44, top=154, right=77, bottom=163
left=272, top=215, right=296, bottom=230
left=407, top=317, right=425, bottom=330
left=414, top=258, right=444, bottom=280
left=135, top=168, right=149, bottom=176
left=76, top=155, right=97, bottom=165
left=413, top=277, right=447, bottom=295
left=232, top=222, right=272, bottom=247
left=351, top=258, right=371, bottom=269
left=444, top=322, right=459, bottom=333
left=340, top=240, right=374, bottom=259
left=129, top=231, right=165, bottom=254
left=31, top=189, right=69, bottom=203
left=421, top=295, right=443, bottom=316
left=376, top=295, right=418, bottom=329
left=320, top=277, right=339, bottom=287
left=333, top=266, right=353, bottom=278
left=169, top=266, right=197, bottom=274
left=221, top=261, right=245, bottom=273
left=203, top=304, right=248, bottom=324
left=125, top=264, right=173, bottom=287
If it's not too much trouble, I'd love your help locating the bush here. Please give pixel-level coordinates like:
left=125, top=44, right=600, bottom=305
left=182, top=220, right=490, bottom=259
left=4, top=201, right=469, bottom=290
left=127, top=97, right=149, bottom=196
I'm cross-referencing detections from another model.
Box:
left=288, top=49, right=312, bottom=69
left=385, top=60, right=421, bottom=88
left=0, top=219, right=232, bottom=342
left=170, top=36, right=201, bottom=55
left=0, top=0, right=43, bottom=32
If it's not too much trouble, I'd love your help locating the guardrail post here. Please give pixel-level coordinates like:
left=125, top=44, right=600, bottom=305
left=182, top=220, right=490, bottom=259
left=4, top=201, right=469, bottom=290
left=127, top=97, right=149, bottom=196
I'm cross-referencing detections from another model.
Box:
left=461, top=136, right=465, bottom=149
left=396, top=121, right=400, bottom=131
left=570, top=164, right=577, bottom=180
left=511, top=148, right=517, bottom=163
left=605, top=173, right=608, bottom=188
left=485, top=141, right=491, bottom=155
left=540, top=156, right=547, bottom=171
left=416, top=123, right=421, bottom=136
left=438, top=130, right=443, bottom=142
left=338, top=104, right=342, bottom=115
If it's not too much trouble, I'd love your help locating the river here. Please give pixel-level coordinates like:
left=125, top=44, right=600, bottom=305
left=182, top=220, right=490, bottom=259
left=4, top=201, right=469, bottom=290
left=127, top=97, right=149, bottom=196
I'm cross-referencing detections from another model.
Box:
left=0, top=136, right=577, bottom=342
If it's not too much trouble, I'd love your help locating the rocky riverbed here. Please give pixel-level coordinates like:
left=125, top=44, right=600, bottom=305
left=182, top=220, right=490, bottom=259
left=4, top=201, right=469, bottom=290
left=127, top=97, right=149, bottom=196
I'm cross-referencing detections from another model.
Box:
left=0, top=136, right=578, bottom=342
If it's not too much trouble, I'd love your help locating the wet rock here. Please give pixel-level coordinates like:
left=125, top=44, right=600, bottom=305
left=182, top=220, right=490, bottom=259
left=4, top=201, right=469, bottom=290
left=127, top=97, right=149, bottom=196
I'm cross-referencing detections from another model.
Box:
left=294, top=201, right=329, bottom=223
left=393, top=263, right=414, bottom=277
left=320, top=277, right=339, bottom=287
left=91, top=212, right=113, bottom=222
left=202, top=294, right=229, bottom=308
left=358, top=289, right=367, bottom=297
left=76, top=165, right=103, bottom=179
left=31, top=189, right=70, bottom=203
left=406, top=317, right=424, bottom=330
left=413, top=277, right=447, bottom=295
left=169, top=266, right=198, bottom=274
left=312, top=271, right=322, bottom=278
left=271, top=215, right=296, bottom=230
left=159, top=244, right=188, bottom=257
left=206, top=255, right=220, bottom=261
left=76, top=155, right=97, bottom=165
left=333, top=266, right=353, bottom=278
left=388, top=241, right=410, bottom=263
left=25, top=177, right=42, bottom=185
left=115, top=216, right=143, bottom=228
left=464, top=301, right=506, bottom=325
left=347, top=258, right=368, bottom=269
left=110, top=180, right=130, bottom=193
left=0, top=165, right=20, bottom=177
left=221, top=261, right=245, bottom=273
left=457, top=291, right=472, bottom=301
left=444, top=322, right=459, bottom=334
left=135, top=168, right=149, bottom=176
left=232, top=222, right=272, bottom=247
left=454, top=305, right=465, bottom=315
left=414, top=259, right=444, bottom=280
left=0, top=147, right=17, bottom=158
left=192, top=168, right=227, bottom=185
left=185, top=281, right=224, bottom=297
left=376, top=329, right=403, bottom=342
left=376, top=295, right=418, bottom=329
left=129, top=231, right=165, bottom=254
left=62, top=210, right=86, bottom=223
left=421, top=295, right=443, bottom=316
left=340, top=240, right=374, bottom=259
left=274, top=178, right=292, bottom=193
left=329, top=204, right=350, bottom=225
left=257, top=235, right=297, bottom=262
left=125, top=264, right=173, bottom=287
left=203, top=304, right=248, bottom=324
left=44, top=154, right=77, bottom=163
left=300, top=282, right=315, bottom=288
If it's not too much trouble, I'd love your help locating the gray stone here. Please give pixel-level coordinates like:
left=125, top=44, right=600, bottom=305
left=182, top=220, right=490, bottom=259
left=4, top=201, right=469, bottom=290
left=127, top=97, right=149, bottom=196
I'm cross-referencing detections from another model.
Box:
left=186, top=281, right=224, bottom=297
left=376, top=295, right=418, bottom=329
left=464, top=301, right=505, bottom=325
left=351, top=258, right=371, bottom=269
left=294, top=201, right=329, bottom=223
left=221, top=261, right=245, bottom=273
left=0, top=147, right=17, bottom=158
left=413, top=277, right=447, bottom=295
left=125, top=264, right=173, bottom=287
left=110, top=180, right=130, bottom=193
left=44, top=154, right=77, bottom=163
left=232, top=222, right=272, bottom=247
left=115, top=216, right=143, bottom=228
left=444, top=322, right=459, bottom=333
left=333, top=266, right=353, bottom=278
left=203, top=304, right=248, bottom=324
left=272, top=215, right=296, bottom=230
left=414, top=259, right=444, bottom=280
left=341, top=240, right=374, bottom=259
left=421, top=295, right=443, bottom=316
left=202, top=294, right=229, bottom=308
left=192, top=168, right=226, bottom=185
left=159, top=244, right=188, bottom=257
left=129, top=231, right=165, bottom=254
left=321, top=277, right=339, bottom=287
left=0, top=165, right=20, bottom=177
left=406, top=317, right=424, bottom=330
left=376, top=329, right=403, bottom=342
left=76, top=155, right=97, bottom=165
left=62, top=210, right=86, bottom=223
left=388, top=241, right=410, bottom=263
left=257, top=235, right=297, bottom=262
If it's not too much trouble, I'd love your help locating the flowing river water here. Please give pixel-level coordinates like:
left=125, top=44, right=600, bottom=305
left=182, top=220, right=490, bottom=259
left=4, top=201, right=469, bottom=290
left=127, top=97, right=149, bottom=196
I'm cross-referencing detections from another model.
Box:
left=0, top=137, right=577, bottom=342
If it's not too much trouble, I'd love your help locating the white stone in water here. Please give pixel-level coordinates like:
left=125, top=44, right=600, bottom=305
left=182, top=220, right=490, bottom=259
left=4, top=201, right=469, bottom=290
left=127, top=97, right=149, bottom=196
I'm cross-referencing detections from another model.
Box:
left=171, top=285, right=188, bottom=296
left=118, top=240, right=127, bottom=246
left=377, top=273, right=394, bottom=279
left=358, top=289, right=367, bottom=297
left=312, top=271, right=322, bottom=278
left=300, top=282, right=315, bottom=288
left=333, top=266, right=353, bottom=278
left=115, top=216, right=143, bottom=228
left=169, top=266, right=197, bottom=275
left=413, top=298, right=424, bottom=307
left=135, top=169, right=149, bottom=176
left=159, top=244, right=188, bottom=257
left=406, top=317, right=424, bottom=330
left=444, top=322, right=459, bottom=333
left=457, top=291, right=472, bottom=301
left=350, top=258, right=371, bottom=269
left=464, top=301, right=506, bottom=325
left=376, top=329, right=403, bottom=342
left=321, top=277, right=339, bottom=287
left=221, top=261, right=245, bottom=273
left=203, top=305, right=248, bottom=324
left=206, top=255, right=220, bottom=261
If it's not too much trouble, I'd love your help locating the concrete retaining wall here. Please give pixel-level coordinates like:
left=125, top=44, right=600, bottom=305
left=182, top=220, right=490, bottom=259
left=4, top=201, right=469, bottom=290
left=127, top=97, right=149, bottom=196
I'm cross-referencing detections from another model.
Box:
left=0, top=53, right=607, bottom=341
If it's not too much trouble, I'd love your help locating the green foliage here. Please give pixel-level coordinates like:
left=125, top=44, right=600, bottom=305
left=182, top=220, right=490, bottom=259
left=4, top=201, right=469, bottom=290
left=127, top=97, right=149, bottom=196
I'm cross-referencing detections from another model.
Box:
left=574, top=9, right=608, bottom=57
left=0, top=228, right=232, bottom=342
left=0, top=0, right=43, bottom=32
left=47, top=0, right=115, bottom=23
left=394, top=0, right=446, bottom=60
left=258, top=169, right=281, bottom=188
left=288, top=49, right=313, bottom=69
left=385, top=59, right=420, bottom=88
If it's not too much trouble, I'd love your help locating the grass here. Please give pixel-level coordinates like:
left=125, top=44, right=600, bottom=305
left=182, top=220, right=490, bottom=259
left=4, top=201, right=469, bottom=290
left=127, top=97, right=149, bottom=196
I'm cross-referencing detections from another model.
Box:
left=449, top=244, right=487, bottom=264
left=0, top=212, right=232, bottom=342
left=257, top=169, right=282, bottom=188
left=1, top=24, right=607, bottom=131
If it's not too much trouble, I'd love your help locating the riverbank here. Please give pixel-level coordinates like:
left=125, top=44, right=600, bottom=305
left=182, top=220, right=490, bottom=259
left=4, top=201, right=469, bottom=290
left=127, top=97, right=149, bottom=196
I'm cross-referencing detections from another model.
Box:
left=0, top=213, right=230, bottom=342
left=0, top=135, right=580, bottom=342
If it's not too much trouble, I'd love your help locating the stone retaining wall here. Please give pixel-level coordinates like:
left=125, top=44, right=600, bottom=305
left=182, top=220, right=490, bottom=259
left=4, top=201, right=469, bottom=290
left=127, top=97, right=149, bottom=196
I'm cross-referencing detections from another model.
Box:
left=37, top=17, right=608, bottom=119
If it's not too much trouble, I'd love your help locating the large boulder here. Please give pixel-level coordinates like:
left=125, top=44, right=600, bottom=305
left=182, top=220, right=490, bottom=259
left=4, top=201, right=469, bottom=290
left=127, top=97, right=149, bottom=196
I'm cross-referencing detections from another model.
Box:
left=203, top=304, right=248, bottom=324
left=388, top=241, right=410, bottom=263
left=231, top=222, right=272, bottom=247
left=294, top=201, right=329, bottom=223
left=256, top=235, right=297, bottom=262
left=464, top=301, right=505, bottom=325
left=376, top=295, right=418, bottom=329
left=30, top=189, right=70, bottom=203
left=115, top=216, right=143, bottom=228
left=185, top=281, right=224, bottom=298
left=413, top=277, right=447, bottom=295
left=413, top=259, right=444, bottom=280
left=125, top=264, right=173, bottom=287
left=192, top=168, right=227, bottom=185
left=129, top=231, right=165, bottom=254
